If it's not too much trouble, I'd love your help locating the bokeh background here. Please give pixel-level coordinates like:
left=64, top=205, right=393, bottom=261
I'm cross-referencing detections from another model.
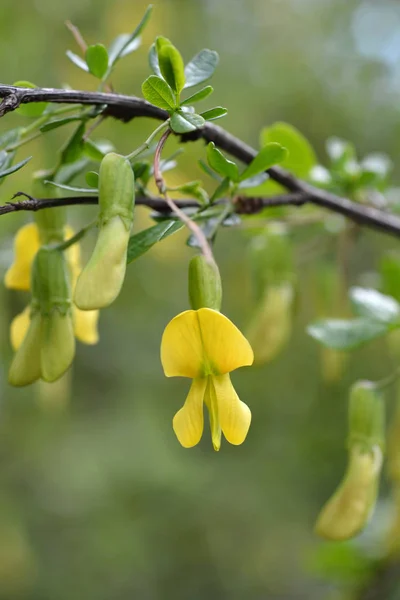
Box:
left=0, top=0, right=400, bottom=598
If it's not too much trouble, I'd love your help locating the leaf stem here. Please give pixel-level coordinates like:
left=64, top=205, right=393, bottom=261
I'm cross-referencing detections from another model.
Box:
left=126, top=120, right=169, bottom=161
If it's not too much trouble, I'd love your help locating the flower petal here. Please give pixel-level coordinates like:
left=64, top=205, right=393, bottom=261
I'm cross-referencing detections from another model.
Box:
left=161, top=308, right=254, bottom=378
left=212, top=374, right=251, bottom=445
left=161, top=310, right=205, bottom=378
left=10, top=306, right=31, bottom=350
left=197, top=308, right=253, bottom=374
left=8, top=313, right=42, bottom=387
left=73, top=308, right=99, bottom=345
left=172, top=378, right=206, bottom=448
left=4, top=223, right=40, bottom=290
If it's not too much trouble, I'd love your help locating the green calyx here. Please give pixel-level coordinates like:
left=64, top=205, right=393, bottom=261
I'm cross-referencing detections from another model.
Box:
left=31, top=247, right=71, bottom=315
left=98, top=152, right=135, bottom=230
left=348, top=380, right=385, bottom=452
left=188, top=255, right=222, bottom=311
left=32, top=172, right=66, bottom=244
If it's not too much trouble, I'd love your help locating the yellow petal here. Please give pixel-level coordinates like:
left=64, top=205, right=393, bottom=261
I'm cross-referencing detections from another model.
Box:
left=73, top=308, right=99, bottom=345
left=203, top=377, right=222, bottom=451
left=4, top=223, right=40, bottom=291
left=10, top=306, right=31, bottom=351
left=172, top=378, right=207, bottom=448
left=161, top=308, right=254, bottom=378
left=40, top=312, right=75, bottom=382
left=212, top=374, right=251, bottom=445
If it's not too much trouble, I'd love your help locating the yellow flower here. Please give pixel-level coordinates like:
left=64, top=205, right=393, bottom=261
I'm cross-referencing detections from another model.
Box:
left=161, top=308, right=254, bottom=450
left=5, top=222, right=99, bottom=347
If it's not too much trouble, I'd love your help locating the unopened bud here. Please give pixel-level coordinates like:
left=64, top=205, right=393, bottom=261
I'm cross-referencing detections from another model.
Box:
left=74, top=153, right=135, bottom=310
left=246, top=283, right=293, bottom=364
left=188, top=255, right=222, bottom=311
left=348, top=380, right=385, bottom=451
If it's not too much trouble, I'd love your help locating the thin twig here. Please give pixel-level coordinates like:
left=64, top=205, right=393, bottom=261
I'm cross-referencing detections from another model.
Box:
left=153, top=129, right=214, bottom=262
left=65, top=21, right=88, bottom=53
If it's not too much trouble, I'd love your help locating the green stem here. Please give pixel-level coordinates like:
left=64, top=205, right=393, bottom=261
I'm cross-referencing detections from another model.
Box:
left=126, top=120, right=169, bottom=161
left=20, top=104, right=82, bottom=137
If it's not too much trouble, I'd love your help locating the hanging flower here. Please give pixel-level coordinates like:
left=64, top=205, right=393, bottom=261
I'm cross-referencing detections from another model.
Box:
left=5, top=222, right=99, bottom=346
left=161, top=307, right=254, bottom=450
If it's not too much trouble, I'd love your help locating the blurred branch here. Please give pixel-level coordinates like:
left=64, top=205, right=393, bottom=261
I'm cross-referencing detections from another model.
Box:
left=356, top=560, right=400, bottom=600
left=1, top=84, right=400, bottom=236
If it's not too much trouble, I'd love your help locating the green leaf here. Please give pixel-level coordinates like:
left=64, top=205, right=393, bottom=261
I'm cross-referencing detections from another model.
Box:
left=350, top=287, right=400, bottom=324
left=66, top=50, right=89, bottom=72
left=60, top=123, right=85, bottom=164
left=85, top=171, right=99, bottom=188
left=206, top=142, right=239, bottom=182
left=40, top=116, right=83, bottom=132
left=240, top=143, right=288, bottom=181
left=148, top=43, right=162, bottom=77
left=55, top=158, right=90, bottom=185
left=181, top=86, right=213, bottom=106
left=85, top=44, right=109, bottom=79
left=13, top=81, right=47, bottom=117
left=156, top=37, right=185, bottom=95
left=108, top=5, right=152, bottom=67
left=84, top=139, right=105, bottom=161
left=210, top=177, right=230, bottom=202
left=238, top=173, right=269, bottom=189
left=0, top=128, right=22, bottom=150
left=0, top=155, right=31, bottom=179
left=260, top=122, right=317, bottom=178
left=381, top=254, right=400, bottom=302
left=169, top=180, right=208, bottom=204
left=307, top=318, right=390, bottom=350
left=127, top=220, right=183, bottom=263
left=200, top=107, right=227, bottom=121
left=184, top=49, right=219, bottom=88
left=45, top=181, right=98, bottom=194
left=142, top=75, right=176, bottom=111
left=170, top=110, right=205, bottom=134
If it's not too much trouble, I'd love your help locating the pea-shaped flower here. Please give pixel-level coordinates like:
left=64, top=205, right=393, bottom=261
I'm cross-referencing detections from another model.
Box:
left=8, top=248, right=75, bottom=386
left=74, top=153, right=135, bottom=310
left=161, top=255, right=254, bottom=450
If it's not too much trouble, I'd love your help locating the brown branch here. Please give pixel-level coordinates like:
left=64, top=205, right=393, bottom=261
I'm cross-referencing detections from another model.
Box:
left=1, top=84, right=400, bottom=236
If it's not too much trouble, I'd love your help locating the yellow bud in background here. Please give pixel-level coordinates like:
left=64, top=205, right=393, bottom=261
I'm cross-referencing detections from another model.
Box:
left=315, top=445, right=382, bottom=541
left=4, top=224, right=40, bottom=291
left=321, top=347, right=347, bottom=384
left=74, top=153, right=135, bottom=310
left=246, top=283, right=293, bottom=365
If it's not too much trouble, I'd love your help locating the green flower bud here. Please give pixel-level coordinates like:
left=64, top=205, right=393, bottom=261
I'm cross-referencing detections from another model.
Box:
left=246, top=282, right=293, bottom=364
left=315, top=380, right=385, bottom=541
left=315, top=445, right=382, bottom=541
left=188, top=255, right=222, bottom=311
left=8, top=248, right=75, bottom=386
left=74, top=153, right=135, bottom=310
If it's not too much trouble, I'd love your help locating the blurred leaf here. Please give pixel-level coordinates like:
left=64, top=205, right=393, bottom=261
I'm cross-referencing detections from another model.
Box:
left=238, top=173, right=269, bottom=189
left=40, top=116, right=83, bottom=132
left=55, top=158, right=90, bottom=184
left=381, top=253, right=400, bottom=302
left=13, top=81, right=47, bottom=117
left=308, top=542, right=371, bottom=583
left=350, top=287, right=400, bottom=324
left=240, top=143, right=288, bottom=181
left=0, top=155, right=31, bottom=179
left=84, top=139, right=105, bottom=161
left=210, top=177, right=230, bottom=202
left=45, top=181, right=98, bottom=193
left=148, top=43, right=162, bottom=77
left=85, top=44, right=109, bottom=79
left=133, top=161, right=151, bottom=183
left=169, top=180, right=208, bottom=204
left=181, top=86, right=213, bottom=106
left=170, top=110, right=205, bottom=133
left=184, top=49, right=219, bottom=88
left=66, top=50, right=89, bottom=72
left=85, top=171, right=99, bottom=188
left=108, top=4, right=152, bottom=67
left=198, top=159, right=222, bottom=181
left=201, top=107, right=227, bottom=121
left=207, top=142, right=239, bottom=182
left=60, top=123, right=85, bottom=164
left=307, top=318, right=390, bottom=350
left=142, top=76, right=176, bottom=111
left=261, top=122, right=317, bottom=178
left=156, top=37, right=185, bottom=95
left=0, top=128, right=22, bottom=149
left=127, top=220, right=183, bottom=263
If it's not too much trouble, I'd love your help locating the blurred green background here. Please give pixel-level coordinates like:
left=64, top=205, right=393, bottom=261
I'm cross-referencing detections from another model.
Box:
left=0, top=0, right=400, bottom=598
